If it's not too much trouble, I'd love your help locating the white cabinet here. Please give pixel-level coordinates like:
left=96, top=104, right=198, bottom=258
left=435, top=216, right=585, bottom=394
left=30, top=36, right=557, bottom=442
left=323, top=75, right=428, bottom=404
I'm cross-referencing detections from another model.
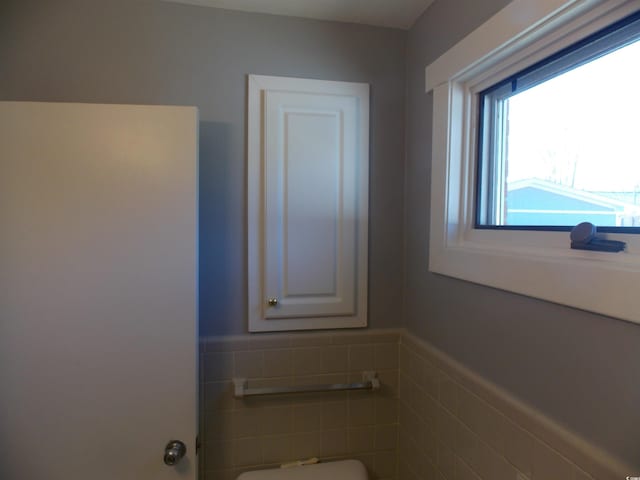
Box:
left=248, top=75, right=369, bottom=332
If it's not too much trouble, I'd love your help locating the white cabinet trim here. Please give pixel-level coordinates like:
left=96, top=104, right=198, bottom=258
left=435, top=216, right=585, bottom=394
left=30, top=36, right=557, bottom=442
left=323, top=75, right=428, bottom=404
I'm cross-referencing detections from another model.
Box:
left=247, top=75, right=369, bottom=332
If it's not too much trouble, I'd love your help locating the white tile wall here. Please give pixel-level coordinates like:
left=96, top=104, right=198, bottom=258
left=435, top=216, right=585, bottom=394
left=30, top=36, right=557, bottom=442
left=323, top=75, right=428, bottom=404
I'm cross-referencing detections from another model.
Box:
left=398, top=332, right=633, bottom=480
left=199, top=329, right=631, bottom=480
left=200, top=330, right=401, bottom=480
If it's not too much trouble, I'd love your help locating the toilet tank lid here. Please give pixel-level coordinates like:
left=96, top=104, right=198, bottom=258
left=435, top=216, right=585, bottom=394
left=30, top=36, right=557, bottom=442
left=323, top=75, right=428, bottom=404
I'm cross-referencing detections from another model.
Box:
left=236, top=460, right=368, bottom=480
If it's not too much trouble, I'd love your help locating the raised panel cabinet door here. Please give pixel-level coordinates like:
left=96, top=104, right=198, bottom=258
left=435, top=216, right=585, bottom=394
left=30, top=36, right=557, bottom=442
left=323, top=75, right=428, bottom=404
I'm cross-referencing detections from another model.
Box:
left=248, top=75, right=369, bottom=332
left=0, top=102, right=198, bottom=480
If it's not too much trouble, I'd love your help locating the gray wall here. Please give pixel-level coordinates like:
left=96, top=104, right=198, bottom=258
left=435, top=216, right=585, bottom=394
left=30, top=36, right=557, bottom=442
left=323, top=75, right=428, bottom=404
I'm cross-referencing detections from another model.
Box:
left=5, top=0, right=637, bottom=468
left=404, top=0, right=640, bottom=467
left=0, top=0, right=406, bottom=336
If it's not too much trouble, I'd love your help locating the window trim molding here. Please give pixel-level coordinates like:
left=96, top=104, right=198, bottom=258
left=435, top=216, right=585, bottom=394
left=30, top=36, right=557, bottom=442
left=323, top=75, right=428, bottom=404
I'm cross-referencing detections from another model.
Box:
left=425, top=0, right=640, bottom=324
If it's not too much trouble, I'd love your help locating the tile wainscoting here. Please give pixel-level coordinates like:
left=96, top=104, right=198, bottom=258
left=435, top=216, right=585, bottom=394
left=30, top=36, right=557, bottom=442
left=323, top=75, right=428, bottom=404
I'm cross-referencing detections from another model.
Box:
left=398, top=333, right=633, bottom=480
left=199, top=330, right=401, bottom=480
left=199, top=329, right=632, bottom=480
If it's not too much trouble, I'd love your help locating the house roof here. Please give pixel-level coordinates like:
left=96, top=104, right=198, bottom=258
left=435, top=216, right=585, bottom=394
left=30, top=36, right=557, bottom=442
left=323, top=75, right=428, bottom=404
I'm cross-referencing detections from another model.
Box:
left=507, top=178, right=636, bottom=210
left=587, top=191, right=640, bottom=205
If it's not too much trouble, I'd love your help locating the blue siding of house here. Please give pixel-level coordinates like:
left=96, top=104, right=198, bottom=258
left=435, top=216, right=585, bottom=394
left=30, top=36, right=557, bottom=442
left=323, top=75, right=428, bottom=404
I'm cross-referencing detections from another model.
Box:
left=506, top=211, right=618, bottom=226
left=506, top=186, right=620, bottom=226
left=507, top=187, right=616, bottom=211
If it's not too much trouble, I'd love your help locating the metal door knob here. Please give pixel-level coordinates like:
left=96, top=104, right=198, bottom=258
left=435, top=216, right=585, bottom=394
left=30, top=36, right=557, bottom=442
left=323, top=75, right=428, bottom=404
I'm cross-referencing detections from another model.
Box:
left=164, top=440, right=187, bottom=466
left=267, top=297, right=278, bottom=307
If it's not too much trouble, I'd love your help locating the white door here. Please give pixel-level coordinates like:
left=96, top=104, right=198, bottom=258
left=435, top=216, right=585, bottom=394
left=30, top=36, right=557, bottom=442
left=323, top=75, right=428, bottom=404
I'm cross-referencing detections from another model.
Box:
left=247, top=75, right=369, bottom=332
left=0, top=102, right=198, bottom=480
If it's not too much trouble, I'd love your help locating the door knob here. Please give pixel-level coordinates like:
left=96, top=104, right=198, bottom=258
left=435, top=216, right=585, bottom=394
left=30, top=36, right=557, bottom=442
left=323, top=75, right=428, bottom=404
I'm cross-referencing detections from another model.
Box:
left=267, top=297, right=278, bottom=307
left=163, top=440, right=187, bottom=466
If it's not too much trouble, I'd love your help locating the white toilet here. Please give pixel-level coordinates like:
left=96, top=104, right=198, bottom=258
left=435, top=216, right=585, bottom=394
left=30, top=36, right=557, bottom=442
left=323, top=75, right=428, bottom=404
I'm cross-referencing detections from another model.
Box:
left=237, top=459, right=368, bottom=480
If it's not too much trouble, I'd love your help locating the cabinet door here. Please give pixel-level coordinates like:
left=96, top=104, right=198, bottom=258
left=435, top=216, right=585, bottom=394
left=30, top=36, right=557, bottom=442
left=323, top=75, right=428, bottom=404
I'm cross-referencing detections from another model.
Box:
left=248, top=75, right=369, bottom=332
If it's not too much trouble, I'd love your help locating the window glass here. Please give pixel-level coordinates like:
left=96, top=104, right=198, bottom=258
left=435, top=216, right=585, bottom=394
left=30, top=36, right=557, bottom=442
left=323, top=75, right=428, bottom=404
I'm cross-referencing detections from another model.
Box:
left=477, top=14, right=640, bottom=230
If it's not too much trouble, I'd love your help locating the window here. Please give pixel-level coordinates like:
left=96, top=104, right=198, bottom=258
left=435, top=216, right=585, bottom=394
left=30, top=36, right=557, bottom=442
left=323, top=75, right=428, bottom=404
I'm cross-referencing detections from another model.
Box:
left=477, top=12, right=640, bottom=231
left=425, top=0, right=640, bottom=324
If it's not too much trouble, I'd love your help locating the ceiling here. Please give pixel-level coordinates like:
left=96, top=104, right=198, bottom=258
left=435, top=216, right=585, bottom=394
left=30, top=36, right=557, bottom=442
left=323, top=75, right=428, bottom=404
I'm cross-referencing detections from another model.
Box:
left=160, top=0, right=436, bottom=30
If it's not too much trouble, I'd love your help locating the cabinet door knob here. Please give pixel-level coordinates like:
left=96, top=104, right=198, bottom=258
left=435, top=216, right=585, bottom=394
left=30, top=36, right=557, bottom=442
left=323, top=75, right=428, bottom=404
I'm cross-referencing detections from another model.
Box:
left=267, top=298, right=278, bottom=307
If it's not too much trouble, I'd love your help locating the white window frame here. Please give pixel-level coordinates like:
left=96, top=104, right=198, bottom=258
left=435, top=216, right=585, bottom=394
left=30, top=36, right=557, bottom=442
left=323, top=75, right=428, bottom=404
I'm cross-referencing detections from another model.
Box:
left=426, top=0, right=640, bottom=324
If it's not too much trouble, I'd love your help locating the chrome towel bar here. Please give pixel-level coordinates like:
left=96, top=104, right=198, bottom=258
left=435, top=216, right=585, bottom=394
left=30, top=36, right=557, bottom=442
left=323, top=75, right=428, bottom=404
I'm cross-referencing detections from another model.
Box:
left=233, top=371, right=380, bottom=398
